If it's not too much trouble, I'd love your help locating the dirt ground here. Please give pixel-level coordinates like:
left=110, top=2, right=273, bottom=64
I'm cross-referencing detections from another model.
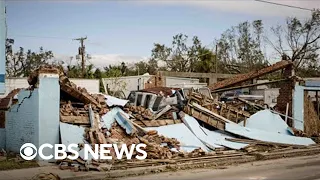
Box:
left=0, top=156, right=38, bottom=171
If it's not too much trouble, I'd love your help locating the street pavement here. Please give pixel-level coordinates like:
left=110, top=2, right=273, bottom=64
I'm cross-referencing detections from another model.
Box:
left=122, top=154, right=320, bottom=180
left=1, top=154, right=320, bottom=180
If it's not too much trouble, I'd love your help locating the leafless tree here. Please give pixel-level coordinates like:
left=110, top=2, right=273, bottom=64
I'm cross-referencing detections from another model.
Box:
left=266, top=9, right=320, bottom=71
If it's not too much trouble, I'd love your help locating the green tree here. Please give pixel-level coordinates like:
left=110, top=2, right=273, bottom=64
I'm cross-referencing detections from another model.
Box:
left=104, top=64, right=123, bottom=77
left=216, top=20, right=267, bottom=73
left=194, top=48, right=216, bottom=73
left=6, top=43, right=54, bottom=77
left=93, top=68, right=107, bottom=93
left=120, top=62, right=127, bottom=76
left=133, top=61, right=149, bottom=75
left=66, top=65, right=81, bottom=78
left=151, top=33, right=216, bottom=72
left=147, top=59, right=158, bottom=74
left=66, top=64, right=97, bottom=79
left=131, top=59, right=159, bottom=75
left=94, top=68, right=103, bottom=79
left=5, top=38, right=14, bottom=61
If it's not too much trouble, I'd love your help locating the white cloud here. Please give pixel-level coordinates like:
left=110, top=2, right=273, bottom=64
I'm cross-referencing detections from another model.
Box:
left=53, top=53, right=148, bottom=69
left=139, top=0, right=318, bottom=17
left=90, top=54, right=148, bottom=68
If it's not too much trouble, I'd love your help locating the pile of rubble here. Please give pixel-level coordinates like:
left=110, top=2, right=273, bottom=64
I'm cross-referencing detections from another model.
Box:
left=18, top=65, right=319, bottom=172
left=26, top=67, right=203, bottom=171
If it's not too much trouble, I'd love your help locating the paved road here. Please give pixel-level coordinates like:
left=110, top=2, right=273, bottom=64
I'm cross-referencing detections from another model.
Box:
left=122, top=154, right=320, bottom=180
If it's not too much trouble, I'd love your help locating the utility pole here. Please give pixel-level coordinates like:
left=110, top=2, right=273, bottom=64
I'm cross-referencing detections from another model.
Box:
left=74, top=36, right=87, bottom=78
left=215, top=44, right=218, bottom=74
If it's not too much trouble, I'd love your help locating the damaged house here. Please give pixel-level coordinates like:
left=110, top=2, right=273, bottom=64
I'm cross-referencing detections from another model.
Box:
left=0, top=60, right=319, bottom=172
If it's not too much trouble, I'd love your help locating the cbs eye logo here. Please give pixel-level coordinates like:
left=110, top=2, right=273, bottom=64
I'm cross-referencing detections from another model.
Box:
left=20, top=143, right=37, bottom=160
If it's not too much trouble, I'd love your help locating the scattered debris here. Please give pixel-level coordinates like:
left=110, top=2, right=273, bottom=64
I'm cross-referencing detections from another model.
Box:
left=114, top=112, right=137, bottom=135
left=104, top=95, right=129, bottom=107
left=1, top=64, right=320, bottom=173
left=31, top=173, right=60, bottom=180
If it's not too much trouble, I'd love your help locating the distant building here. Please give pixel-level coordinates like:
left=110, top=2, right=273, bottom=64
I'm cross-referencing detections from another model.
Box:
left=251, top=88, right=280, bottom=107
left=102, top=74, right=203, bottom=98
left=0, top=78, right=100, bottom=98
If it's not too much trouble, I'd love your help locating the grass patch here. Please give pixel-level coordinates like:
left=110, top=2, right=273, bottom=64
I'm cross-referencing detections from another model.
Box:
left=0, top=157, right=39, bottom=171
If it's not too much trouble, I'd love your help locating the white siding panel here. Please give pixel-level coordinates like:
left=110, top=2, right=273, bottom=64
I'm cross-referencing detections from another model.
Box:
left=1, top=78, right=29, bottom=98
left=69, top=79, right=100, bottom=94
left=103, top=75, right=204, bottom=98
left=251, top=88, right=279, bottom=106
left=0, top=78, right=100, bottom=98
left=102, top=75, right=152, bottom=98
left=165, top=77, right=200, bottom=87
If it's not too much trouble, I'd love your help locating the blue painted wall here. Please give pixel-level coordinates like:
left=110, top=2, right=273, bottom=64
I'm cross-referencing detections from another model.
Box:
left=38, top=74, right=60, bottom=158
left=293, top=83, right=320, bottom=131
left=5, top=74, right=60, bottom=160
left=0, top=1, right=6, bottom=94
left=293, top=84, right=304, bottom=131
left=6, top=89, right=40, bottom=153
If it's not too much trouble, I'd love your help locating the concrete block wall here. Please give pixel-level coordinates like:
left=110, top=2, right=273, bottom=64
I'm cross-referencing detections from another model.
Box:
left=5, top=73, right=60, bottom=160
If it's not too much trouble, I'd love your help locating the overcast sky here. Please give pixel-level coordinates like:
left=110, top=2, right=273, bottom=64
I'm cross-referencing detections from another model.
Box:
left=5, top=0, right=319, bottom=68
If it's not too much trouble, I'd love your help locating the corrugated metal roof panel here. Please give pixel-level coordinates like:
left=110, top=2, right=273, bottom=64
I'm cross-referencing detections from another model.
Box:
left=238, top=110, right=293, bottom=135
left=182, top=114, right=248, bottom=150
left=60, top=122, right=85, bottom=149
left=145, top=123, right=210, bottom=152
left=225, top=123, right=315, bottom=146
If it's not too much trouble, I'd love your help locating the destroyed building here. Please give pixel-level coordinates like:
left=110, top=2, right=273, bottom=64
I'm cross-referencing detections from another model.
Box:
left=0, top=59, right=320, bottom=172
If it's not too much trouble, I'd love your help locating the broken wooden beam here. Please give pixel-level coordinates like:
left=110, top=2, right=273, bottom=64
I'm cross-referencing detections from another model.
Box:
left=60, top=115, right=90, bottom=125
left=225, top=138, right=306, bottom=148
left=211, top=79, right=288, bottom=93
left=60, top=83, right=101, bottom=108
left=210, top=60, right=292, bottom=90
left=153, top=105, right=172, bottom=120
left=184, top=103, right=226, bottom=130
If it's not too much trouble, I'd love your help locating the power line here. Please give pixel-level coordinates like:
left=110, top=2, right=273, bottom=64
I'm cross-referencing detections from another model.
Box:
left=8, top=34, right=106, bottom=47
left=254, top=0, right=314, bottom=12
left=9, top=34, right=74, bottom=40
